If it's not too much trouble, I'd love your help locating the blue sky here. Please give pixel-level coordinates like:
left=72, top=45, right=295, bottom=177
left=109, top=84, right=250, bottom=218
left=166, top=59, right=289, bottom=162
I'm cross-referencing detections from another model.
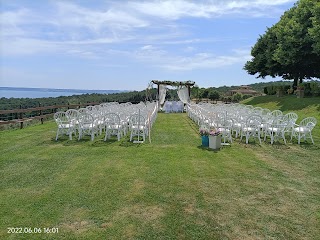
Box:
left=1, top=0, right=296, bottom=91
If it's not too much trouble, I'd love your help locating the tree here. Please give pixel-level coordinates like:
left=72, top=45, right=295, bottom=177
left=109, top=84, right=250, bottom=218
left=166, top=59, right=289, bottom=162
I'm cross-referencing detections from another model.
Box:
left=309, top=1, right=320, bottom=54
left=201, top=88, right=209, bottom=99
left=244, top=0, right=320, bottom=88
left=232, top=93, right=243, bottom=102
left=208, top=90, right=220, bottom=102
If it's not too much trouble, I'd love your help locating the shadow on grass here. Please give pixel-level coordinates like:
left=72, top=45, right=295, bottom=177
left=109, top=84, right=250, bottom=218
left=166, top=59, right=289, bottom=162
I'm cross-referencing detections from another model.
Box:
left=91, top=138, right=118, bottom=147
left=297, top=143, right=320, bottom=151
left=197, top=145, right=221, bottom=153
left=265, top=141, right=291, bottom=150
left=119, top=139, right=145, bottom=148
left=237, top=139, right=262, bottom=148
left=42, top=135, right=148, bottom=148
left=185, top=116, right=199, bottom=135
left=41, top=137, right=84, bottom=146
left=197, top=145, right=223, bottom=153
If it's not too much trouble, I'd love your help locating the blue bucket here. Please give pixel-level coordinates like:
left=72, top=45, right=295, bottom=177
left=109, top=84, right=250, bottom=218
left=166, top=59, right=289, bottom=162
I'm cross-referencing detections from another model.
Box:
left=201, top=135, right=209, bottom=147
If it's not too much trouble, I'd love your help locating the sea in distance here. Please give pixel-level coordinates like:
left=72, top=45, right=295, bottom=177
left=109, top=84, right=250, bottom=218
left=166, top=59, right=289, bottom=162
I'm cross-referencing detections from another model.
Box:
left=0, top=87, right=125, bottom=99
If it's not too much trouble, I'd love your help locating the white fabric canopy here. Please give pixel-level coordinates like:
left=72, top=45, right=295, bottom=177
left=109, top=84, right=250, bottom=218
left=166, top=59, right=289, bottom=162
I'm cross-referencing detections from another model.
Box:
left=159, top=84, right=167, bottom=105
left=177, top=86, right=190, bottom=103
left=163, top=101, right=184, bottom=113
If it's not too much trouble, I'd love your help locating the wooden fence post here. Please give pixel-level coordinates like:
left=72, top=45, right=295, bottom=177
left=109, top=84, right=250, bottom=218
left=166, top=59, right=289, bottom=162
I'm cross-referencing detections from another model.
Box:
left=39, top=103, right=44, bottom=124
left=19, top=105, right=23, bottom=129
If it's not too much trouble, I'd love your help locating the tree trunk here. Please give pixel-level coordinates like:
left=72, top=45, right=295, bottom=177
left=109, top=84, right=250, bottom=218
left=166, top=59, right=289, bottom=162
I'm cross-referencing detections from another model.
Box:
left=293, top=77, right=298, bottom=89
left=299, top=77, right=303, bottom=84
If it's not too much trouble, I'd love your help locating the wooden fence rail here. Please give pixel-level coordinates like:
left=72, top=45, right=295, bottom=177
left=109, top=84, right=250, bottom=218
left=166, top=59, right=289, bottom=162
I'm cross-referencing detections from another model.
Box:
left=0, top=102, right=99, bottom=128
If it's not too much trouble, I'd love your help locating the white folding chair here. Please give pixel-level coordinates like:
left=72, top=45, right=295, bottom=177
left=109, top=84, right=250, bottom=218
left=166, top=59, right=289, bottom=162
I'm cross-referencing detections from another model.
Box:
left=292, top=117, right=317, bottom=144
left=78, top=113, right=98, bottom=141
left=240, top=115, right=262, bottom=144
left=54, top=111, right=75, bottom=140
left=264, top=116, right=288, bottom=144
left=104, top=113, right=122, bottom=141
left=129, top=114, right=147, bottom=142
left=218, top=118, right=234, bottom=144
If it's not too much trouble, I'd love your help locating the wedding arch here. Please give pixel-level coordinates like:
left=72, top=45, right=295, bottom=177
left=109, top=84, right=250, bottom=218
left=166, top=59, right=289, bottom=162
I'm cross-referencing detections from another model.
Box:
left=150, top=80, right=195, bottom=105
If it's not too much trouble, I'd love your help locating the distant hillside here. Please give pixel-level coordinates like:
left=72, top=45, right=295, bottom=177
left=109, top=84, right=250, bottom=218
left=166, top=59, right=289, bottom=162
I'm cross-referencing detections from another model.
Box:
left=0, top=87, right=125, bottom=94
left=214, top=80, right=320, bottom=93
left=245, top=81, right=295, bottom=92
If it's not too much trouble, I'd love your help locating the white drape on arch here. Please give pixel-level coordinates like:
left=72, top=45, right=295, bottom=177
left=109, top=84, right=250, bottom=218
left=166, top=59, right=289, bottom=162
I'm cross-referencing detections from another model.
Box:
left=159, top=84, right=167, bottom=105
left=177, top=86, right=190, bottom=103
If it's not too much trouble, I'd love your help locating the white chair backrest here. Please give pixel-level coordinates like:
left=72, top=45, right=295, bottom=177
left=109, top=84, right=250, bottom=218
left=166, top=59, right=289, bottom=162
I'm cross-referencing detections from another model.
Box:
left=78, top=108, right=87, bottom=115
left=104, top=113, right=120, bottom=126
left=79, top=113, right=94, bottom=126
left=271, top=110, right=283, bottom=118
left=54, top=112, right=69, bottom=124
left=261, top=108, right=271, bottom=116
left=246, top=115, right=262, bottom=128
left=130, top=114, right=146, bottom=126
left=66, top=109, right=79, bottom=120
left=284, top=112, right=298, bottom=123
left=300, top=117, right=317, bottom=130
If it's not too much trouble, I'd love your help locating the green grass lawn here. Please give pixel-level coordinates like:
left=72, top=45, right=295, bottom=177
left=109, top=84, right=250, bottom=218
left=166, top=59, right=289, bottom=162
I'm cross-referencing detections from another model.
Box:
left=1, top=96, right=320, bottom=239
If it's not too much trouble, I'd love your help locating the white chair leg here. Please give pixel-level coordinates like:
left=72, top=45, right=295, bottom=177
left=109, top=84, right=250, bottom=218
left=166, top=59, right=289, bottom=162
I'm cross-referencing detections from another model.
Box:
left=282, top=133, right=286, bottom=145
left=78, top=129, right=81, bottom=140
left=130, top=131, right=133, bottom=141
left=91, top=132, right=94, bottom=141
left=310, top=133, right=314, bottom=144
left=56, top=130, right=59, bottom=141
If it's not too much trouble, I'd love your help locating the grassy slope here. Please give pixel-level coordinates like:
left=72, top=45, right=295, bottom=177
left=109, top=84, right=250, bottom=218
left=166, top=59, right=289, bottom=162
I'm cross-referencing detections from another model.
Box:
left=1, top=96, right=320, bottom=239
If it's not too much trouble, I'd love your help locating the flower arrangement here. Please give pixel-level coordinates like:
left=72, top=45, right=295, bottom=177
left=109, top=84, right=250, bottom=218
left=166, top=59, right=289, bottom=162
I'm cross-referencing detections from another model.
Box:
left=199, top=127, right=209, bottom=136
left=209, top=129, right=221, bottom=136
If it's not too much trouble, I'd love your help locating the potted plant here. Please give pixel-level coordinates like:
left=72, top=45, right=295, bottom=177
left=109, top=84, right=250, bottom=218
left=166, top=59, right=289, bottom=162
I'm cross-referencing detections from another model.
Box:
left=199, top=127, right=209, bottom=147
left=209, top=129, right=221, bottom=150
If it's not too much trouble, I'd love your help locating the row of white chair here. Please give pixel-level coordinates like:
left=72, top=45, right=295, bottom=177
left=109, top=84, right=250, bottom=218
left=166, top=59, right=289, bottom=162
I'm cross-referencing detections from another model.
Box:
left=187, top=103, right=317, bottom=145
left=54, top=101, right=158, bottom=142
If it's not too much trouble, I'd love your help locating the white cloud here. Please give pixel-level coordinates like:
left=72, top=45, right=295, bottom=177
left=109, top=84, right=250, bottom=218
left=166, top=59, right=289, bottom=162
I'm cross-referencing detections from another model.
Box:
left=0, top=8, right=31, bottom=37
left=132, top=44, right=251, bottom=71
left=1, top=38, right=62, bottom=55
left=128, top=0, right=215, bottom=20
left=135, top=45, right=167, bottom=60
left=0, top=0, right=291, bottom=68
left=161, top=51, right=251, bottom=71
left=54, top=2, right=148, bottom=32
left=128, top=0, right=296, bottom=20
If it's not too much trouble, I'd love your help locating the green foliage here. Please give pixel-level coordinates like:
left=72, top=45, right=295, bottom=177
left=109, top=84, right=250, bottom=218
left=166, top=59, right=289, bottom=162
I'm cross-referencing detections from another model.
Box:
left=310, top=81, right=320, bottom=96
left=267, top=86, right=276, bottom=95
left=232, top=93, right=243, bottom=102
left=309, top=1, right=320, bottom=54
left=201, top=88, right=209, bottom=99
left=208, top=90, right=220, bottom=101
left=241, top=94, right=252, bottom=100
left=300, top=81, right=320, bottom=96
left=244, top=0, right=320, bottom=86
left=264, top=84, right=293, bottom=95
left=0, top=89, right=159, bottom=110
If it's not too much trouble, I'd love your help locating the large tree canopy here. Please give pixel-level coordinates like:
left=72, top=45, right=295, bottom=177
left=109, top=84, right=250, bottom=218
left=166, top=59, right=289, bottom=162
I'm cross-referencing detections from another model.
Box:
left=244, top=0, right=320, bottom=87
